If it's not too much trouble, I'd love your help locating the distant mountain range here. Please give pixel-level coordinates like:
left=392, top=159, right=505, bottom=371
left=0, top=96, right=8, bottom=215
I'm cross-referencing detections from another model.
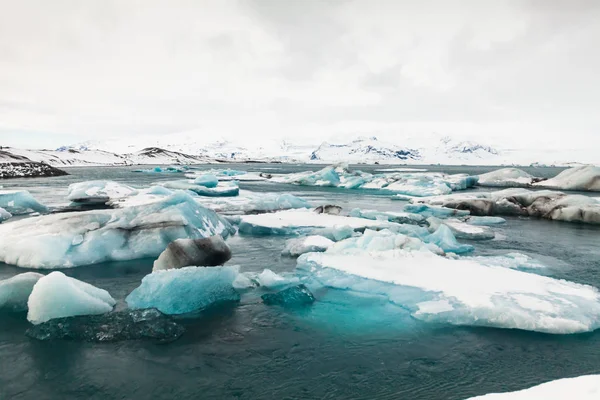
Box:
left=0, top=134, right=595, bottom=167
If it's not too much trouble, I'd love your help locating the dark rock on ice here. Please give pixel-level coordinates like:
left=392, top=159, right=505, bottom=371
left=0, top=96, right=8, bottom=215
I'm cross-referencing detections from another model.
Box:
left=314, top=205, right=343, bottom=215
left=153, top=236, right=232, bottom=271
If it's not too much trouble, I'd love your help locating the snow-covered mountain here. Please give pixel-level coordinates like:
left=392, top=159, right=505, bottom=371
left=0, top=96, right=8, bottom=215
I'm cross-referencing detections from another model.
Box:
left=309, top=137, right=420, bottom=163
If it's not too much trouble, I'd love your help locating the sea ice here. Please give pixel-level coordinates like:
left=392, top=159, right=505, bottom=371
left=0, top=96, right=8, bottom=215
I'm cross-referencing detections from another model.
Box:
left=534, top=165, right=600, bottom=192
left=0, top=192, right=235, bottom=269
left=0, top=272, right=44, bottom=311
left=27, top=272, right=116, bottom=324
left=153, top=236, right=232, bottom=271
left=466, top=374, right=600, bottom=399
left=126, top=266, right=241, bottom=315
left=0, top=189, right=48, bottom=215
left=297, top=243, right=600, bottom=333
left=262, top=284, right=315, bottom=307
left=67, top=180, right=137, bottom=204
left=282, top=235, right=334, bottom=257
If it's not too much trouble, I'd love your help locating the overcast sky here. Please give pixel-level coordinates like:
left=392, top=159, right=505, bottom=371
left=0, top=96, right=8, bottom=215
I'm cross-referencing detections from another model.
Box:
left=1, top=0, right=599, bottom=149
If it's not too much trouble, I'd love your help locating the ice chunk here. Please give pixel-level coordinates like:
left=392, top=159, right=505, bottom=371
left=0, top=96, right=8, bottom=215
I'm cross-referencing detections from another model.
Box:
left=477, top=168, right=536, bottom=187
left=147, top=185, right=174, bottom=195
left=262, top=284, right=315, bottom=307
left=232, top=272, right=256, bottom=290
left=403, top=203, right=470, bottom=218
left=238, top=208, right=400, bottom=236
left=297, top=247, right=600, bottom=334
left=466, top=216, right=506, bottom=225
left=466, top=374, right=600, bottom=399
left=27, top=272, right=116, bottom=324
left=349, top=208, right=425, bottom=225
left=67, top=180, right=137, bottom=204
left=0, top=272, right=44, bottom=311
left=153, top=236, right=232, bottom=271
left=256, top=269, right=300, bottom=289
left=0, top=207, right=11, bottom=222
left=193, top=174, right=219, bottom=188
left=0, top=189, right=48, bottom=215
left=282, top=235, right=334, bottom=257
left=534, top=165, right=600, bottom=192
left=126, top=266, right=240, bottom=315
left=162, top=180, right=239, bottom=197
left=425, top=225, right=474, bottom=254
left=26, top=308, right=185, bottom=343
left=327, top=229, right=435, bottom=254
left=427, top=217, right=495, bottom=240
left=0, top=192, right=235, bottom=269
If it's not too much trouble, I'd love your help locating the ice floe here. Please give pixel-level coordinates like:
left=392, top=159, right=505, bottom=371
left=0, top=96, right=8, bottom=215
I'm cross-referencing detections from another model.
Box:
left=126, top=266, right=240, bottom=315
left=0, top=189, right=48, bottom=215
left=0, top=272, right=44, bottom=311
left=349, top=208, right=425, bottom=225
left=27, top=272, right=116, bottom=324
left=466, top=374, right=600, bottom=399
left=0, top=192, right=235, bottom=269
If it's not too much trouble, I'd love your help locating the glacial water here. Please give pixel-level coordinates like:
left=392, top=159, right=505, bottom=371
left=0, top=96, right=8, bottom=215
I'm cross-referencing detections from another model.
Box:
left=1, top=164, right=599, bottom=400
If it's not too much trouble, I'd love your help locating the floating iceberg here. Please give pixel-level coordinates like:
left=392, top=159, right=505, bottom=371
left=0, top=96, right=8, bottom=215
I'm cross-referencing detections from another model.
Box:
left=282, top=236, right=334, bottom=257
left=153, top=236, right=232, bottom=271
left=262, top=284, right=315, bottom=307
left=0, top=272, right=44, bottom=311
left=126, top=266, right=240, bottom=315
left=162, top=180, right=240, bottom=197
left=466, top=216, right=506, bottom=226
left=0, top=189, right=48, bottom=215
left=403, top=203, right=470, bottom=218
left=256, top=269, right=300, bottom=289
left=0, top=192, right=235, bottom=269
left=133, top=166, right=187, bottom=173
left=425, top=225, right=474, bottom=254
left=297, top=242, right=600, bottom=334
left=349, top=208, right=425, bottom=225
left=237, top=208, right=400, bottom=236
left=534, top=166, right=600, bottom=192
left=0, top=207, right=11, bottom=222
left=26, top=308, right=185, bottom=343
left=27, top=272, right=116, bottom=324
left=477, top=168, right=537, bottom=187
left=193, top=174, right=219, bottom=188
left=427, top=217, right=495, bottom=240
left=411, top=189, right=600, bottom=225
left=466, top=374, right=600, bottom=399
left=67, top=180, right=137, bottom=204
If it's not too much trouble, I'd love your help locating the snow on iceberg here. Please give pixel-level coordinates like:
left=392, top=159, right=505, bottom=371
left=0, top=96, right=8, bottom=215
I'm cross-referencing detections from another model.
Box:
left=0, top=272, right=44, bottom=311
left=27, top=271, right=116, bottom=324
left=533, top=165, right=600, bottom=192
left=67, top=180, right=137, bottom=204
left=466, top=374, right=600, bottom=399
left=126, top=266, right=241, bottom=315
left=282, top=235, right=334, bottom=257
left=297, top=243, right=600, bottom=333
left=0, top=192, right=235, bottom=269
left=237, top=208, right=400, bottom=236
left=477, top=168, right=537, bottom=187
left=0, top=189, right=48, bottom=215
left=162, top=180, right=240, bottom=197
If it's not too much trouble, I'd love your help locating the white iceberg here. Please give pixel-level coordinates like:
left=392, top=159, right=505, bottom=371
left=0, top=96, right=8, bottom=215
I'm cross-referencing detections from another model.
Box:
left=466, top=216, right=506, bottom=226
left=27, top=271, right=116, bottom=324
left=282, top=235, right=335, bottom=257
left=126, top=265, right=241, bottom=315
left=534, top=166, right=600, bottom=192
left=427, top=217, right=495, bottom=240
left=466, top=374, right=600, bottom=399
left=349, top=208, right=425, bottom=225
left=477, top=168, right=536, bottom=187
left=297, top=232, right=600, bottom=334
left=0, top=189, right=48, bottom=215
left=67, top=180, right=137, bottom=204
left=0, top=192, right=235, bottom=269
left=256, top=269, right=300, bottom=289
left=0, top=272, right=44, bottom=311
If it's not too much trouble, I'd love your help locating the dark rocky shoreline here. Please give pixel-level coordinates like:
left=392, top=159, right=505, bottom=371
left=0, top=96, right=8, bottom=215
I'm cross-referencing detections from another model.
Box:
left=0, top=162, right=68, bottom=179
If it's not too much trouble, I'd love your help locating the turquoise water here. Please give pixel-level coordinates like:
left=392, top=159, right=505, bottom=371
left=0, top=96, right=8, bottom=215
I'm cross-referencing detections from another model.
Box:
left=1, top=164, right=599, bottom=399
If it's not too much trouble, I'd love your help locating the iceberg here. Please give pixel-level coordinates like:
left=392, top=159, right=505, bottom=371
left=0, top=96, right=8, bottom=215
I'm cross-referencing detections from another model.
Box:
left=297, top=243, right=600, bottom=334
left=427, top=217, right=495, bottom=240
left=126, top=266, right=241, bottom=315
left=27, top=272, right=116, bottom=324
left=237, top=208, right=400, bottom=236
left=0, top=192, right=235, bottom=269
left=282, top=235, right=334, bottom=257
left=262, top=284, right=316, bottom=307
left=256, top=269, right=300, bottom=289
left=0, top=272, right=44, bottom=311
left=466, top=374, right=600, bottom=399
left=0, top=189, right=48, bottom=215
left=153, top=236, right=232, bottom=271
left=466, top=216, right=506, bottom=226
left=534, top=165, right=600, bottom=192
left=193, top=174, right=219, bottom=188
left=67, top=180, right=137, bottom=204
left=403, top=203, right=470, bottom=218
left=0, top=207, right=11, bottom=222
left=162, top=180, right=240, bottom=197
left=349, top=208, right=425, bottom=225
left=477, top=168, right=537, bottom=187
left=26, top=308, right=185, bottom=343
left=425, top=225, right=474, bottom=254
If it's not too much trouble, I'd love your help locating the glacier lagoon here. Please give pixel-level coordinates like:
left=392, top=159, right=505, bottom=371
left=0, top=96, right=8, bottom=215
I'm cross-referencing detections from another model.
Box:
left=1, top=164, right=600, bottom=399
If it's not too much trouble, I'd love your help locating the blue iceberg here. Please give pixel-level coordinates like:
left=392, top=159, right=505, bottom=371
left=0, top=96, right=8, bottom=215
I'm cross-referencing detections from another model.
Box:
left=162, top=180, right=239, bottom=197
left=193, top=174, right=219, bottom=188
left=0, top=272, right=44, bottom=312
left=262, top=284, right=315, bottom=307
left=0, top=190, right=48, bottom=215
